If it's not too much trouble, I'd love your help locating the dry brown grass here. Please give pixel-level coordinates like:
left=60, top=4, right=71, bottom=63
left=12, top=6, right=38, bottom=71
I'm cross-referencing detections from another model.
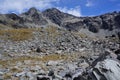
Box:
left=72, top=32, right=87, bottom=38
left=0, top=53, right=83, bottom=68
left=45, top=26, right=60, bottom=42
left=0, top=28, right=33, bottom=41
left=10, top=67, right=22, bottom=73
left=3, top=73, right=12, bottom=79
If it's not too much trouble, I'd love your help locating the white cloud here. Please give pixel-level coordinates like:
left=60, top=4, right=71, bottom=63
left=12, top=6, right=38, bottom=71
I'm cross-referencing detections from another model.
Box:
left=85, top=0, right=93, bottom=7
left=0, top=0, right=59, bottom=13
left=57, top=6, right=82, bottom=17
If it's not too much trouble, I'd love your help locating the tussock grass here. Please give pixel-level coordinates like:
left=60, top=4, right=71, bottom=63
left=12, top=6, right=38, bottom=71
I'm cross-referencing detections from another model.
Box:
left=3, top=73, right=11, bottom=79
left=45, top=26, right=60, bottom=41
left=72, top=32, right=87, bottom=38
left=0, top=53, right=81, bottom=68
left=0, top=28, right=33, bottom=41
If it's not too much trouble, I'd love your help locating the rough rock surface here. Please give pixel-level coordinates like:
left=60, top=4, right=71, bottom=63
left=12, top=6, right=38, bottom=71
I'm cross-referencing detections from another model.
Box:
left=90, top=59, right=120, bottom=80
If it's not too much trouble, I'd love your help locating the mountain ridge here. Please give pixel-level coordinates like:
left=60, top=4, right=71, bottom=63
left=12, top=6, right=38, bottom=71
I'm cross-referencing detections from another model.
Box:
left=0, top=7, right=120, bottom=39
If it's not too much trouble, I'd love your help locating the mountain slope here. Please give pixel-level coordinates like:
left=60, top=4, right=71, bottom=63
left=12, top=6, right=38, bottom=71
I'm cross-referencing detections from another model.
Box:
left=0, top=7, right=120, bottom=39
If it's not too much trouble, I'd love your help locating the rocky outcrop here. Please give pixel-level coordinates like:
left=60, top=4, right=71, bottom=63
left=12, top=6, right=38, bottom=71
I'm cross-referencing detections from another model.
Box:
left=90, top=59, right=120, bottom=80
left=21, top=7, right=48, bottom=26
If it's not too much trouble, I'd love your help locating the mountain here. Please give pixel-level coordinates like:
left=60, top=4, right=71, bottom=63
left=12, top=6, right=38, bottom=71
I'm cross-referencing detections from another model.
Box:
left=0, top=7, right=120, bottom=39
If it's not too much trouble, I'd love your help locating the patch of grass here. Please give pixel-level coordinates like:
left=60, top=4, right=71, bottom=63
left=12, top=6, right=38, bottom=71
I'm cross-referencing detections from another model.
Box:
left=0, top=52, right=85, bottom=69
left=45, top=26, right=60, bottom=42
left=10, top=67, right=21, bottom=73
left=72, top=32, right=87, bottom=38
left=3, top=73, right=11, bottom=79
left=0, top=28, right=33, bottom=41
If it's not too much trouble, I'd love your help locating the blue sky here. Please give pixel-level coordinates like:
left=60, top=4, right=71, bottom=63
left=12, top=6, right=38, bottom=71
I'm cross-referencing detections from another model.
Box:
left=0, top=0, right=120, bottom=17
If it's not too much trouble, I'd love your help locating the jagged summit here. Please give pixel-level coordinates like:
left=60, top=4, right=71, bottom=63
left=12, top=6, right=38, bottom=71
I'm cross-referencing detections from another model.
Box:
left=27, top=7, right=38, bottom=15
left=43, top=8, right=61, bottom=13
left=23, top=7, right=40, bottom=16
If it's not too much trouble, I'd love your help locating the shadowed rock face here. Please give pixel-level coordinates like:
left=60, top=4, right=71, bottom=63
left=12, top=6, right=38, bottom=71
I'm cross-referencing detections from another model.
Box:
left=42, top=8, right=64, bottom=25
left=6, top=13, right=21, bottom=20
left=43, top=9, right=120, bottom=35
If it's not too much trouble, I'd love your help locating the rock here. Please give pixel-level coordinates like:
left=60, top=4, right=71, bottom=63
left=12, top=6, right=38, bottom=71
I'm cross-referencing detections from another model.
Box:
left=55, top=50, right=62, bottom=54
left=78, top=60, right=89, bottom=70
left=15, top=72, right=26, bottom=77
left=48, top=70, right=54, bottom=77
left=92, top=51, right=117, bottom=66
left=114, top=49, right=120, bottom=60
left=90, top=59, right=120, bottom=80
left=72, top=69, right=84, bottom=80
left=37, top=70, right=46, bottom=75
left=25, top=72, right=34, bottom=80
left=36, top=47, right=41, bottom=53
left=46, top=61, right=59, bottom=66
left=67, top=63, right=78, bottom=70
left=115, top=49, right=120, bottom=55
left=0, top=72, right=3, bottom=80
left=64, top=72, right=72, bottom=79
left=36, top=47, right=46, bottom=53
left=31, top=66, right=41, bottom=72
left=117, top=32, right=120, bottom=40
left=73, top=75, right=86, bottom=80
left=0, top=69, right=9, bottom=74
left=37, top=75, right=50, bottom=80
left=54, top=74, right=63, bottom=80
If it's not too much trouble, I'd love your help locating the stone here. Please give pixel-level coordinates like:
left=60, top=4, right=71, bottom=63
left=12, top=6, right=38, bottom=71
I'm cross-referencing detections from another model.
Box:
left=48, top=70, right=54, bottom=77
left=36, top=47, right=46, bottom=53
left=36, top=47, right=41, bottom=53
left=0, top=72, right=3, bottom=80
left=115, top=49, right=120, bottom=55
left=37, top=75, right=51, bottom=80
left=25, top=72, right=35, bottom=80
left=38, top=70, right=46, bottom=75
left=78, top=60, right=89, bottom=70
left=15, top=72, right=26, bottom=77
left=73, top=75, right=86, bottom=80
left=46, top=61, right=59, bottom=66
left=90, top=59, right=120, bottom=80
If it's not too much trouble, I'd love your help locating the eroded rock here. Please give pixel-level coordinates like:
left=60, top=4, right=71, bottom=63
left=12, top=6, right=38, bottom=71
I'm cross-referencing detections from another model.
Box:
left=90, top=59, right=120, bottom=80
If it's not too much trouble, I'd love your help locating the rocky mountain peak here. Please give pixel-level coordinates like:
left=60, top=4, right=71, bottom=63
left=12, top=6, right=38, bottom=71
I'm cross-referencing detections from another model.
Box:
left=26, top=7, right=39, bottom=16
left=44, top=8, right=61, bottom=13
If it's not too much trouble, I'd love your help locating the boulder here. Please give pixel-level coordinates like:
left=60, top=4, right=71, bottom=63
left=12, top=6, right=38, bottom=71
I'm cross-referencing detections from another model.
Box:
left=37, top=76, right=50, bottom=80
left=73, top=75, right=86, bottom=80
left=115, top=49, right=120, bottom=60
left=90, top=59, right=120, bottom=80
left=46, top=61, right=59, bottom=66
left=36, top=47, right=46, bottom=53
